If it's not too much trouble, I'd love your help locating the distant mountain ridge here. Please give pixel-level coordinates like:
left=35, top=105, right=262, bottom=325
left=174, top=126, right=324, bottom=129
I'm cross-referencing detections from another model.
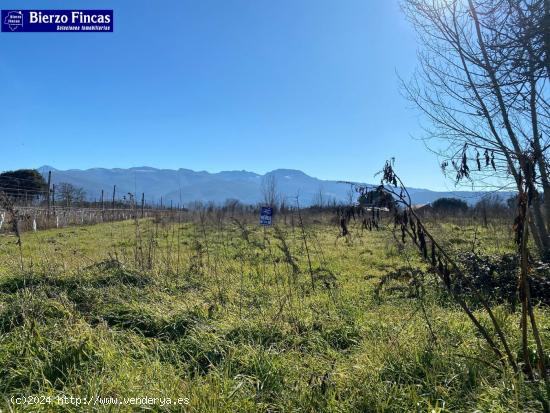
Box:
left=34, top=165, right=510, bottom=206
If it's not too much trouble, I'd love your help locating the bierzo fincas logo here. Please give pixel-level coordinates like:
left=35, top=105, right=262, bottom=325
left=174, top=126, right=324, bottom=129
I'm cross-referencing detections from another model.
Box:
left=1, top=10, right=113, bottom=32
left=4, top=11, right=23, bottom=31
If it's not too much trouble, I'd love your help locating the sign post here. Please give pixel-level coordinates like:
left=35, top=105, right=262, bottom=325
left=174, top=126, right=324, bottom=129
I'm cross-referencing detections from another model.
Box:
left=260, top=206, right=273, bottom=226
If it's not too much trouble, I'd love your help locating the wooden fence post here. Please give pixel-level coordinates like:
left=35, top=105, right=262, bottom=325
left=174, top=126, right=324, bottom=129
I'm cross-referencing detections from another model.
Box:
left=46, top=171, right=51, bottom=216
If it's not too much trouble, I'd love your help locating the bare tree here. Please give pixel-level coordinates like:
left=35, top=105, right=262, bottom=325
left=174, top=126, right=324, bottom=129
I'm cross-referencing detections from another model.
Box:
left=261, top=174, right=279, bottom=208
left=345, top=185, right=356, bottom=205
left=56, top=182, right=86, bottom=207
left=376, top=160, right=550, bottom=398
left=312, top=185, right=325, bottom=207
left=402, top=0, right=550, bottom=257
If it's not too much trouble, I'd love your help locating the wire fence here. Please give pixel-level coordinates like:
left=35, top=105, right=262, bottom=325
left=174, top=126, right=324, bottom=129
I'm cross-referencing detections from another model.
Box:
left=0, top=205, right=184, bottom=234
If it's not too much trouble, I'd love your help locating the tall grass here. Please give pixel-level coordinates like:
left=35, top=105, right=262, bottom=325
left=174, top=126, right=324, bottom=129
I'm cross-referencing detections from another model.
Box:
left=0, top=208, right=547, bottom=412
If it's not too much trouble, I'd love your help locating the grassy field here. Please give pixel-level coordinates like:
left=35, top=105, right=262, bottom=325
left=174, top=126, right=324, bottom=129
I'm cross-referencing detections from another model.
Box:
left=0, top=214, right=548, bottom=412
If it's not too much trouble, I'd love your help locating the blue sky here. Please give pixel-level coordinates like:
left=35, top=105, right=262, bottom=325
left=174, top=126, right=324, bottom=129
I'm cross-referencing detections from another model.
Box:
left=1, top=0, right=451, bottom=190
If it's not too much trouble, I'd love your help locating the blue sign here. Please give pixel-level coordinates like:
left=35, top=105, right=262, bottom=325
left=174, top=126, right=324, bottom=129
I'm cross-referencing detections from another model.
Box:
left=2, top=10, right=113, bottom=32
left=260, top=207, right=273, bottom=226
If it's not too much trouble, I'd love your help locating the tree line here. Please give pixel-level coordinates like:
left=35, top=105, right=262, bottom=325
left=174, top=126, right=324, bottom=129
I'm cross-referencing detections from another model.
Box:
left=0, top=169, right=87, bottom=207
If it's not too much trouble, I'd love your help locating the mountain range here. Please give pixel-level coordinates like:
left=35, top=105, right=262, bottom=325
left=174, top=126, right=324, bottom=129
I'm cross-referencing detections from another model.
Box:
left=35, top=165, right=507, bottom=207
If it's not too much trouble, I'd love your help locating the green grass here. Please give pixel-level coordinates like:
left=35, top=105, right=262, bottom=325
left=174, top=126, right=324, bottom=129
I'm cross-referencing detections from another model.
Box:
left=0, top=216, right=547, bottom=412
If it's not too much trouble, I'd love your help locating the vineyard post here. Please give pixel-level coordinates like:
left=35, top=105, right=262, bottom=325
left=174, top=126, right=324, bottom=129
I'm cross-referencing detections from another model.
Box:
left=112, top=185, right=116, bottom=220
left=46, top=170, right=51, bottom=216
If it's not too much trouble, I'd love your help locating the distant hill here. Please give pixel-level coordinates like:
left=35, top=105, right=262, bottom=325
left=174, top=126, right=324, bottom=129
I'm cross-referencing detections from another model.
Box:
left=34, top=165, right=512, bottom=207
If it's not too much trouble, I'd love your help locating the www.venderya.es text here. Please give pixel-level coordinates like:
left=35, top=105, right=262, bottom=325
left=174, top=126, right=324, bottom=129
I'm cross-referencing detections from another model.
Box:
left=11, top=395, right=190, bottom=407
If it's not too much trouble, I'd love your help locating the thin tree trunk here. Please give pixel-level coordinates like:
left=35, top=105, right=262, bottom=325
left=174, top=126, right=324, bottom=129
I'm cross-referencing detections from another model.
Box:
left=543, top=0, right=550, bottom=79
left=527, top=59, right=550, bottom=256
left=524, top=182, right=550, bottom=401
left=520, top=194, right=534, bottom=378
left=530, top=192, right=550, bottom=258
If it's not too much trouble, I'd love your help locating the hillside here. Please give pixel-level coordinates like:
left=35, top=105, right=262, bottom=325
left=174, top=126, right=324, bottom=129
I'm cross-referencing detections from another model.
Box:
left=35, top=165, right=510, bottom=206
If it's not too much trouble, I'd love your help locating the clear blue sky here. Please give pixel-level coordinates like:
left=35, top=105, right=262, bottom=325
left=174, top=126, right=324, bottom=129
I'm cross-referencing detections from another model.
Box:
left=1, top=0, right=451, bottom=189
